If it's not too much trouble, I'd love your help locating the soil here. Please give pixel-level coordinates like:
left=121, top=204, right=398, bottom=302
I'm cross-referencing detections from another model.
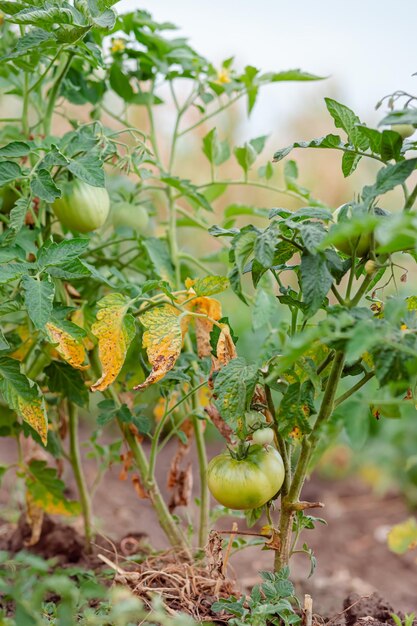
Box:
left=1, top=436, right=416, bottom=618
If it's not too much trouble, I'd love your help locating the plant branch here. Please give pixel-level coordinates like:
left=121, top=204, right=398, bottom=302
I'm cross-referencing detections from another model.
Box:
left=334, top=371, right=375, bottom=407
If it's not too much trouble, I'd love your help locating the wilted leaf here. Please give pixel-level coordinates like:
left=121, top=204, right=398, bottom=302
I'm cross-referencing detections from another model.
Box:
left=216, top=324, right=238, bottom=367
left=25, top=490, right=44, bottom=547
left=91, top=293, right=136, bottom=392
left=45, top=321, right=88, bottom=370
left=189, top=296, right=222, bottom=358
left=387, top=518, right=417, bottom=554
left=0, top=357, right=48, bottom=444
left=135, top=304, right=183, bottom=390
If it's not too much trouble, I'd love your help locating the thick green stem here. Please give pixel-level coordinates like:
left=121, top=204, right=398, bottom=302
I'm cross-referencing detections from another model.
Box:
left=123, top=424, right=191, bottom=554
left=274, top=352, right=345, bottom=571
left=193, top=414, right=209, bottom=547
left=68, top=402, right=93, bottom=550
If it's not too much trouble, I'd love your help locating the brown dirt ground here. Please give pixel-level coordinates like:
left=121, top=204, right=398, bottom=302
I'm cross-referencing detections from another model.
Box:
left=1, top=435, right=416, bottom=616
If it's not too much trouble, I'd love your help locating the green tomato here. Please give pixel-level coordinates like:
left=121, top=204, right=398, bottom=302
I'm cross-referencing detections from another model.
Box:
left=333, top=205, right=388, bottom=257
left=52, top=180, right=110, bottom=233
left=207, top=444, right=285, bottom=510
left=252, top=427, right=275, bottom=445
left=391, top=124, right=415, bottom=139
left=111, top=201, right=149, bottom=232
left=0, top=186, right=19, bottom=214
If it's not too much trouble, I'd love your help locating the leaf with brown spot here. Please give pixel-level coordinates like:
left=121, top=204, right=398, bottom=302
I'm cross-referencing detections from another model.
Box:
left=135, top=304, right=184, bottom=390
left=91, top=293, right=136, bottom=392
left=0, top=357, right=48, bottom=445
left=216, top=323, right=237, bottom=366
left=45, top=321, right=88, bottom=370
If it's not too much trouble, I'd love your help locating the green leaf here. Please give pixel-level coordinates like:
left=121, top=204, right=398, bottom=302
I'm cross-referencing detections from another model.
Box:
left=109, top=63, right=134, bottom=101
left=47, top=258, right=92, bottom=280
left=143, top=237, right=175, bottom=285
left=0, top=161, right=23, bottom=186
left=9, top=197, right=30, bottom=234
left=5, top=28, right=56, bottom=59
left=0, top=327, right=10, bottom=351
left=22, top=276, right=54, bottom=329
left=192, top=275, right=229, bottom=297
left=264, top=69, right=326, bottom=82
left=161, top=175, right=213, bottom=212
left=300, top=253, right=332, bottom=317
left=254, top=224, right=278, bottom=268
left=249, top=135, right=268, bottom=155
left=0, top=356, right=48, bottom=445
left=234, top=142, right=257, bottom=174
left=0, top=141, right=30, bottom=157
left=379, top=109, right=417, bottom=127
left=210, top=316, right=239, bottom=355
left=234, top=229, right=257, bottom=273
left=298, top=222, right=327, bottom=254
left=30, top=169, right=61, bottom=202
left=380, top=130, right=403, bottom=162
left=214, top=357, right=259, bottom=431
left=337, top=398, right=370, bottom=450
left=324, top=98, right=367, bottom=149
left=273, top=134, right=343, bottom=162
left=341, top=151, right=361, bottom=177
left=252, top=288, right=279, bottom=331
left=258, top=161, right=274, bottom=180
left=202, top=128, right=230, bottom=166
left=67, top=154, right=105, bottom=187
left=363, top=159, right=417, bottom=201
left=0, top=262, right=30, bottom=284
left=45, top=361, right=88, bottom=407
left=37, top=238, right=89, bottom=269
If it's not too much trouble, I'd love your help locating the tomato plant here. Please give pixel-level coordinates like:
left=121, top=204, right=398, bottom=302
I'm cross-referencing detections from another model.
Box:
left=1, top=0, right=417, bottom=611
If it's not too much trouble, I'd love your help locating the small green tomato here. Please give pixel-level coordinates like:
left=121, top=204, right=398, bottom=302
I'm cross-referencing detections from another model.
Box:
left=111, top=201, right=149, bottom=232
left=252, top=427, right=275, bottom=445
left=391, top=124, right=415, bottom=139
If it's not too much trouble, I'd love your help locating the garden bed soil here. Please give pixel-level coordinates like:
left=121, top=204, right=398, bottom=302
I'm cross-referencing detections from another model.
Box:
left=1, top=438, right=416, bottom=616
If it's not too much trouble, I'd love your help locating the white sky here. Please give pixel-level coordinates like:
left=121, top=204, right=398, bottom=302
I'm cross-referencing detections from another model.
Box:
left=115, top=0, right=417, bottom=136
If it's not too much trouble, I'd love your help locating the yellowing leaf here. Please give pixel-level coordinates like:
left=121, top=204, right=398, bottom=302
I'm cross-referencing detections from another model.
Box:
left=216, top=323, right=237, bottom=366
left=10, top=324, right=35, bottom=362
left=26, top=460, right=80, bottom=517
left=135, top=304, right=183, bottom=390
left=25, top=490, right=44, bottom=547
left=190, top=296, right=222, bottom=358
left=91, top=293, right=136, bottom=392
left=46, top=322, right=88, bottom=370
left=388, top=518, right=417, bottom=554
left=0, top=357, right=48, bottom=445
left=18, top=396, right=48, bottom=445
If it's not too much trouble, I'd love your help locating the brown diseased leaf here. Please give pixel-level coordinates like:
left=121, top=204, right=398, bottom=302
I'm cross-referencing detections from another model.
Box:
left=188, top=297, right=222, bottom=358
left=135, top=304, right=183, bottom=391
left=45, top=322, right=88, bottom=370
left=215, top=324, right=237, bottom=367
left=132, top=474, right=149, bottom=499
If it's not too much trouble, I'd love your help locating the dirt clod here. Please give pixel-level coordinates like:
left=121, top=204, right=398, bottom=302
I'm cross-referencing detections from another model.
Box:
left=344, top=593, right=396, bottom=626
left=4, top=514, right=85, bottom=564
